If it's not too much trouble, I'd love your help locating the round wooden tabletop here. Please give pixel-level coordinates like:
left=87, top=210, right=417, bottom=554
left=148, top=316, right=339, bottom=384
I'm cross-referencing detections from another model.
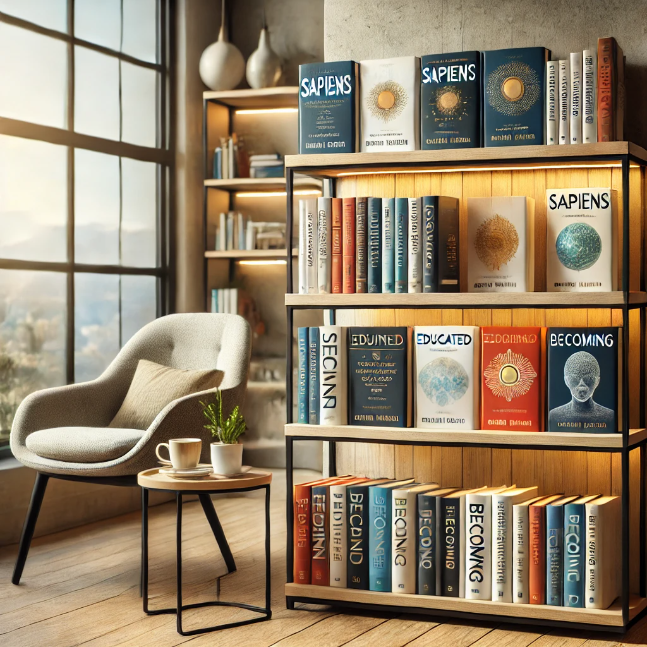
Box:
left=137, top=467, right=272, bottom=492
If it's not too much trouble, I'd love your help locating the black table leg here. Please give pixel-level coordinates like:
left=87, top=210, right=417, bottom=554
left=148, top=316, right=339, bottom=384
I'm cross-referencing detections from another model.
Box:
left=176, top=492, right=184, bottom=634
left=265, top=484, right=272, bottom=615
left=198, top=493, right=236, bottom=574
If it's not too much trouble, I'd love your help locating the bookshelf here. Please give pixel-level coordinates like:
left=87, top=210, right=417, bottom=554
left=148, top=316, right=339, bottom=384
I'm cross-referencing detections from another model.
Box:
left=283, top=142, right=647, bottom=631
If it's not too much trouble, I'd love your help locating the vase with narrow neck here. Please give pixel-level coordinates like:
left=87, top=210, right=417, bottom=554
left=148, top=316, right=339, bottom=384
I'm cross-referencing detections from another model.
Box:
left=199, top=25, right=245, bottom=91
left=246, top=27, right=282, bottom=89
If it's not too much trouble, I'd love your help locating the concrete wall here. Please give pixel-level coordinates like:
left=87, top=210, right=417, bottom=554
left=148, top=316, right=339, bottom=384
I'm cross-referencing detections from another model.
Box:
left=324, top=0, right=647, bottom=146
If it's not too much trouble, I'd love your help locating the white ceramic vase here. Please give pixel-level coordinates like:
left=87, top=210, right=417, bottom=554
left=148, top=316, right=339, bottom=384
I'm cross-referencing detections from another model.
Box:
left=199, top=25, right=245, bottom=91
left=210, top=442, right=243, bottom=476
left=246, top=27, right=282, bottom=89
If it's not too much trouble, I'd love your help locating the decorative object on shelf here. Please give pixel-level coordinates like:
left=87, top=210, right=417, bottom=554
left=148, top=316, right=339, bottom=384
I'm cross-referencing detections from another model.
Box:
left=199, top=1, right=245, bottom=91
left=246, top=13, right=282, bottom=89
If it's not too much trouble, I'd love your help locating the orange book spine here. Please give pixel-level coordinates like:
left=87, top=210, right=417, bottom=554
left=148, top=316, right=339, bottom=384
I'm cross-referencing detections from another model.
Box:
left=528, top=504, right=545, bottom=604
left=310, top=484, right=330, bottom=586
left=597, top=38, right=615, bottom=142
left=293, top=484, right=312, bottom=584
left=332, top=198, right=343, bottom=293
left=342, top=198, right=356, bottom=294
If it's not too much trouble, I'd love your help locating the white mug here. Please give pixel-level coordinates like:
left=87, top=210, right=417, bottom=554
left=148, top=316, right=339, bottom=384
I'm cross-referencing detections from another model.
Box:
left=156, top=438, right=202, bottom=469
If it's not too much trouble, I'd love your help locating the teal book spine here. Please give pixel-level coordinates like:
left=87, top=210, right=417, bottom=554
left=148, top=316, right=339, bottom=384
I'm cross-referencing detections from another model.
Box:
left=297, top=328, right=308, bottom=423
left=563, top=503, right=585, bottom=607
left=382, top=198, right=395, bottom=293
left=546, top=505, right=564, bottom=606
left=395, top=198, right=408, bottom=294
left=367, top=198, right=382, bottom=293
left=368, top=484, right=392, bottom=591
left=308, top=327, right=320, bottom=424
left=422, top=196, right=438, bottom=293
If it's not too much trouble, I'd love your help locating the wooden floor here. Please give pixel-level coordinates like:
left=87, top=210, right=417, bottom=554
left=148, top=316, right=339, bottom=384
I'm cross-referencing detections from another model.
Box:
left=2, top=469, right=647, bottom=647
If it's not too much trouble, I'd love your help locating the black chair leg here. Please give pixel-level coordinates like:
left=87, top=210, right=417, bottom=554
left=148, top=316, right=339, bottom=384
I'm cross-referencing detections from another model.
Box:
left=12, top=472, right=49, bottom=585
left=198, top=493, right=236, bottom=573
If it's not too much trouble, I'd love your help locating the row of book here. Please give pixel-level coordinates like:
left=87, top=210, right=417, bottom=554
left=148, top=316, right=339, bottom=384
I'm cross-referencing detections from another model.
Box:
left=298, top=189, right=616, bottom=295
left=215, top=212, right=287, bottom=252
left=297, top=325, right=619, bottom=433
left=210, top=288, right=240, bottom=315
left=299, top=39, right=624, bottom=153
left=213, top=133, right=249, bottom=180
left=294, top=476, right=620, bottom=609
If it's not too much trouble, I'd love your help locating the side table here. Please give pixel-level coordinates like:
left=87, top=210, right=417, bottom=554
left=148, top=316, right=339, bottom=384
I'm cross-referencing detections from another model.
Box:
left=138, top=468, right=272, bottom=635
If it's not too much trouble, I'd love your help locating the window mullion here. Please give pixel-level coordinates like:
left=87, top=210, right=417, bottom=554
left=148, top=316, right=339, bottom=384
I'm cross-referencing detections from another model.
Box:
left=67, top=0, right=75, bottom=384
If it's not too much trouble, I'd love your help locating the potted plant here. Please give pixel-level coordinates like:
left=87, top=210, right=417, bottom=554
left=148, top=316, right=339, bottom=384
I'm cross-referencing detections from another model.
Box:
left=200, top=389, right=246, bottom=476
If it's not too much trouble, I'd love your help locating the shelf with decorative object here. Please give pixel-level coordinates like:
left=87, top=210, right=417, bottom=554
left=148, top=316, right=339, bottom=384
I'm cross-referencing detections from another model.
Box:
left=205, top=248, right=296, bottom=260
left=204, top=86, right=299, bottom=109
left=204, top=177, right=321, bottom=193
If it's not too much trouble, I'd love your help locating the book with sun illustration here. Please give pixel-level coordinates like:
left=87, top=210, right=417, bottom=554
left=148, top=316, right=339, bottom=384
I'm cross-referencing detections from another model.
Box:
left=360, top=57, right=421, bottom=152
left=467, top=197, right=535, bottom=293
left=481, top=327, right=543, bottom=432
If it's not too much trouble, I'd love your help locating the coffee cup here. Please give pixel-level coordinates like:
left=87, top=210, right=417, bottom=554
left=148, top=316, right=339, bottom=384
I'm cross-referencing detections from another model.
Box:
left=156, top=438, right=202, bottom=469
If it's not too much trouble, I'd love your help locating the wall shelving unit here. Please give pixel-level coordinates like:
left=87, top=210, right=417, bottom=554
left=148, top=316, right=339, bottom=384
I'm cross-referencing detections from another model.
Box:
left=283, top=141, right=647, bottom=631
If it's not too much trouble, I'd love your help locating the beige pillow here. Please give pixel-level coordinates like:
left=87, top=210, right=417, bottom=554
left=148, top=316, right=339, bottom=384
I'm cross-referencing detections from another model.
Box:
left=109, top=359, right=224, bottom=430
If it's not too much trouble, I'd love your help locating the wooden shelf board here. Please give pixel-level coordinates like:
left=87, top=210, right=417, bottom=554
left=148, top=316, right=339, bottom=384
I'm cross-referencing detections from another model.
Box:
left=204, top=177, right=321, bottom=192
left=205, top=249, right=296, bottom=259
left=285, top=424, right=647, bottom=450
left=203, top=86, right=298, bottom=108
left=285, top=584, right=646, bottom=627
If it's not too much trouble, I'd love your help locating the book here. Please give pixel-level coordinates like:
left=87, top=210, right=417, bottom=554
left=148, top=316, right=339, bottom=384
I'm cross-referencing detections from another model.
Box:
left=331, top=198, right=343, bottom=294
left=308, top=327, right=320, bottom=425
left=467, top=196, right=535, bottom=293
left=422, top=196, right=438, bottom=292
left=492, top=487, right=539, bottom=602
left=564, top=494, right=599, bottom=607
left=369, top=479, right=415, bottom=592
left=559, top=59, right=570, bottom=145
left=582, top=49, right=597, bottom=144
left=546, top=188, right=617, bottom=292
left=483, top=47, right=549, bottom=146
left=480, top=326, right=543, bottom=432
left=317, top=197, right=332, bottom=294
left=382, top=198, right=395, bottom=293
left=585, top=496, right=620, bottom=609
left=414, top=326, right=480, bottom=430
left=547, top=327, right=620, bottom=433
left=298, top=201, right=307, bottom=294
left=356, top=198, right=368, bottom=293
left=297, top=327, right=308, bottom=424
left=342, top=198, right=356, bottom=294
left=437, top=197, right=460, bottom=292
left=392, top=483, right=439, bottom=594
left=395, top=198, right=408, bottom=293
left=597, top=38, right=624, bottom=142
left=348, top=327, right=412, bottom=427
left=368, top=198, right=382, bottom=293
left=249, top=159, right=283, bottom=167
left=319, top=326, right=348, bottom=425
left=360, top=56, right=421, bottom=152
left=512, top=495, right=545, bottom=603
left=546, top=495, right=579, bottom=606
left=305, top=198, right=318, bottom=294
left=407, top=197, right=422, bottom=293
left=421, top=51, right=481, bottom=150
left=529, top=494, right=563, bottom=604
left=250, top=166, right=283, bottom=179
left=299, top=61, right=359, bottom=154
left=569, top=52, right=582, bottom=144
left=546, top=60, right=558, bottom=145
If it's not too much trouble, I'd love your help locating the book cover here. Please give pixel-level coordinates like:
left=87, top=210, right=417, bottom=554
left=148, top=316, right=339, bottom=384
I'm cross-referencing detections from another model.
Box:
left=512, top=495, right=544, bottom=603
left=368, top=197, right=382, bottom=293
left=348, top=327, right=411, bottom=427
left=360, top=56, right=421, bottom=152
left=546, top=496, right=579, bottom=606
left=356, top=197, right=368, bottom=293
left=467, top=196, right=535, bottom=293
left=547, top=327, right=620, bottom=433
left=299, top=61, right=358, bottom=154
left=481, top=326, right=542, bottom=431
left=422, top=196, right=438, bottom=293
left=570, top=52, right=582, bottom=144
left=297, top=327, right=308, bottom=424
left=319, top=326, right=348, bottom=426
left=342, top=198, right=356, bottom=294
left=437, top=197, right=460, bottom=292
left=317, top=197, right=332, bottom=294
left=597, top=38, right=624, bottom=142
left=421, top=51, right=481, bottom=150
left=298, top=201, right=307, bottom=294
left=559, top=59, right=570, bottom=145
left=483, top=47, right=549, bottom=146
left=395, top=198, right=408, bottom=293
left=382, top=198, right=395, bottom=293
left=414, top=326, right=480, bottom=430
left=332, top=198, right=343, bottom=293
left=305, top=198, right=318, bottom=293
left=546, top=188, right=617, bottom=292
left=582, top=50, right=597, bottom=144
left=408, top=197, right=422, bottom=293
left=529, top=495, right=563, bottom=604
left=308, top=327, right=320, bottom=425
left=546, top=60, right=558, bottom=145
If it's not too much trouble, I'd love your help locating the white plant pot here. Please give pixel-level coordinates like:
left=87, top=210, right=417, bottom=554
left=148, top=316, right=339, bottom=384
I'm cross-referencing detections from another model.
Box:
left=210, top=442, right=243, bottom=476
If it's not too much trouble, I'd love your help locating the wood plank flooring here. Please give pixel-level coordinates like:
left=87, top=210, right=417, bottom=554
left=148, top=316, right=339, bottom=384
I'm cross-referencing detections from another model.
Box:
left=1, top=469, right=646, bottom=647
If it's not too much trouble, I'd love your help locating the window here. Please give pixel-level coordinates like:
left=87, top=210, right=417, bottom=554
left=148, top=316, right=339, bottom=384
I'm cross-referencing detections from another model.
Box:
left=0, top=0, right=171, bottom=447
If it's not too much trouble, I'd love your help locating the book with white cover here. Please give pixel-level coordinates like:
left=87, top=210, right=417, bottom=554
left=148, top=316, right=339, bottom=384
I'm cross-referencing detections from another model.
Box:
left=546, top=61, right=558, bottom=145
left=491, top=486, right=538, bottom=602
left=407, top=197, right=422, bottom=293
left=546, top=188, right=617, bottom=292
left=467, top=196, right=535, bottom=293
left=360, top=57, right=421, bottom=152
left=318, top=326, right=347, bottom=425
left=298, top=201, right=307, bottom=294
left=317, top=197, right=331, bottom=293
left=570, top=52, right=582, bottom=144
left=413, top=326, right=480, bottom=430
left=558, top=59, right=570, bottom=145
left=305, top=198, right=318, bottom=293
left=512, top=495, right=544, bottom=603
left=582, top=50, right=597, bottom=143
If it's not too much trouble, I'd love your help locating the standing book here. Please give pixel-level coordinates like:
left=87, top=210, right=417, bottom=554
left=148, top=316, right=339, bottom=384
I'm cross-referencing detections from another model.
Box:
left=382, top=198, right=395, bottom=293
left=569, top=52, right=582, bottom=144
left=582, top=50, right=597, bottom=143
left=546, top=495, right=579, bottom=606
left=331, top=198, right=343, bottom=293
left=367, top=197, right=382, bottom=293
left=305, top=198, right=318, bottom=293
left=512, top=495, right=544, bottom=603
left=342, top=198, right=356, bottom=294
left=407, top=197, right=422, bottom=293
left=395, top=198, right=408, bottom=293
left=422, top=196, right=438, bottom=293
left=298, top=201, right=307, bottom=294
left=597, top=37, right=624, bottom=142
left=546, top=60, right=558, bottom=145
left=319, top=326, right=347, bottom=425
left=558, top=58, right=570, bottom=145
left=529, top=494, right=563, bottom=604
left=317, top=197, right=331, bottom=294
left=356, top=197, right=368, bottom=293
left=297, top=328, right=308, bottom=424
left=308, top=327, right=320, bottom=425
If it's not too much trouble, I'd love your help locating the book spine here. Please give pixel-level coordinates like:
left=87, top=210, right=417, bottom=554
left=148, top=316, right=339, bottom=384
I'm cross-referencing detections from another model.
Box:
left=564, top=504, right=585, bottom=607
left=297, top=328, right=308, bottom=424
left=317, top=197, right=331, bottom=294
left=418, top=494, right=436, bottom=595
left=294, top=484, right=312, bottom=583
left=512, top=505, right=529, bottom=603
left=298, top=201, right=307, bottom=294
left=347, top=487, right=369, bottom=589
left=407, top=198, right=422, bottom=293
left=570, top=52, right=582, bottom=144
left=492, top=496, right=511, bottom=602
left=331, top=198, right=343, bottom=293
left=305, top=199, right=318, bottom=293
left=356, top=198, right=368, bottom=293
left=465, top=494, right=490, bottom=600
left=583, top=50, right=597, bottom=143
left=319, top=326, right=347, bottom=425
left=342, top=198, right=356, bottom=294
left=382, top=198, right=395, bottom=293
left=369, top=486, right=392, bottom=592
left=546, top=506, right=564, bottom=606
left=367, top=197, right=382, bottom=293
left=329, top=485, right=348, bottom=587
left=308, top=327, right=320, bottom=425
left=392, top=490, right=416, bottom=594
left=395, top=198, right=408, bottom=293
left=546, top=61, right=558, bottom=145
left=438, top=198, right=460, bottom=292
left=529, top=505, right=545, bottom=604
left=422, top=196, right=438, bottom=293
left=597, top=38, right=614, bottom=142
left=311, top=485, right=330, bottom=586
left=441, top=498, right=460, bottom=597
left=558, top=59, right=570, bottom=145
left=584, top=502, right=602, bottom=609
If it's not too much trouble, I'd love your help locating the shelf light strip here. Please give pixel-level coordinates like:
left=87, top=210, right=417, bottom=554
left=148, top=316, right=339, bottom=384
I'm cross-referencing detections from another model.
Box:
left=235, top=190, right=321, bottom=198
left=334, top=163, right=625, bottom=176
left=235, top=108, right=298, bottom=115
left=238, top=259, right=287, bottom=265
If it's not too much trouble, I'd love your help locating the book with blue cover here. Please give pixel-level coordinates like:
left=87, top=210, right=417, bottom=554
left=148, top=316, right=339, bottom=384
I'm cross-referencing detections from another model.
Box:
left=546, top=496, right=578, bottom=606
left=297, top=328, right=308, bottom=423
left=382, top=198, right=395, bottom=293
left=308, top=327, right=320, bottom=424
left=367, top=198, right=382, bottom=293
left=422, top=196, right=438, bottom=292
left=395, top=198, right=408, bottom=293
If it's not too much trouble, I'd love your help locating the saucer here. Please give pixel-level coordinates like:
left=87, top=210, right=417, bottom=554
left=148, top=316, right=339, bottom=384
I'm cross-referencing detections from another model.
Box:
left=159, top=466, right=213, bottom=479
left=211, top=465, right=253, bottom=479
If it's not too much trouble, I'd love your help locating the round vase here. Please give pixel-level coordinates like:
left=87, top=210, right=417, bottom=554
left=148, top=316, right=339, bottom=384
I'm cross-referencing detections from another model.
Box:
left=199, top=26, right=245, bottom=91
left=210, top=442, right=243, bottom=476
left=246, top=28, right=282, bottom=89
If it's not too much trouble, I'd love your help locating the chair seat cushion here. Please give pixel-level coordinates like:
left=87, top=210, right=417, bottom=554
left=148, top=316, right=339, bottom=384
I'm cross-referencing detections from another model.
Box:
left=26, top=427, right=145, bottom=463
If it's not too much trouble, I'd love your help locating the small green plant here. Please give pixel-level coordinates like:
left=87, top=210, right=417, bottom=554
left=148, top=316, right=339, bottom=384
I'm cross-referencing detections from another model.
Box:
left=200, top=389, right=246, bottom=444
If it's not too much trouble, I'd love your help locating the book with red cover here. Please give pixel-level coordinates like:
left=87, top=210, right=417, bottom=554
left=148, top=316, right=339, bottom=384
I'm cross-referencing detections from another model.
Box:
left=529, top=495, right=563, bottom=604
left=481, top=327, right=543, bottom=432
left=597, top=37, right=624, bottom=142
left=332, top=198, right=343, bottom=294
left=342, top=198, right=356, bottom=293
